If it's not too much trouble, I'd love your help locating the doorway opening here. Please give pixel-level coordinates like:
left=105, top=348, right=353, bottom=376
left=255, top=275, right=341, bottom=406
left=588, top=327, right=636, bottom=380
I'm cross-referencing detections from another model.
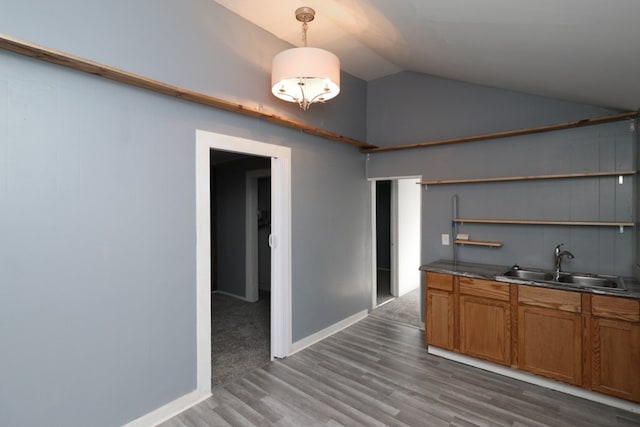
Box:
left=210, top=153, right=271, bottom=386
left=370, top=177, right=422, bottom=328
left=195, top=130, right=291, bottom=395
left=376, top=180, right=393, bottom=306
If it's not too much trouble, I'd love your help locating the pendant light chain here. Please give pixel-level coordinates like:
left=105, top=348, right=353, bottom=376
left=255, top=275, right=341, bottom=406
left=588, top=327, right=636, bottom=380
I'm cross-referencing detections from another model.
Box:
left=302, top=21, right=308, bottom=47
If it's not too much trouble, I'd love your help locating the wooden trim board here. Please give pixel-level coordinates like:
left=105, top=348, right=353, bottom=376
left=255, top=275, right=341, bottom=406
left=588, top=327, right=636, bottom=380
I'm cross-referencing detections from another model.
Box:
left=0, top=33, right=375, bottom=150
left=454, top=239, right=503, bottom=247
left=364, top=112, right=638, bottom=153
left=1, top=33, right=636, bottom=154
left=419, top=170, right=636, bottom=185
left=454, top=218, right=634, bottom=227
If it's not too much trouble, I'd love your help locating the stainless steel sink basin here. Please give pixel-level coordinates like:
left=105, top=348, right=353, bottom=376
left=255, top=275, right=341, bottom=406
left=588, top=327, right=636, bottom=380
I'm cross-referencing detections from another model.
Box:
left=556, top=274, right=625, bottom=290
left=502, top=268, right=554, bottom=281
left=500, top=266, right=626, bottom=291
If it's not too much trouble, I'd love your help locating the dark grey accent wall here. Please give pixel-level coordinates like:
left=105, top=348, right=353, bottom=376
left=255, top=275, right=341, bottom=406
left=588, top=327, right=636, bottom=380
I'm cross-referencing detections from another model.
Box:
left=367, top=72, right=635, bottom=276
left=215, top=156, right=270, bottom=297
left=0, top=1, right=369, bottom=426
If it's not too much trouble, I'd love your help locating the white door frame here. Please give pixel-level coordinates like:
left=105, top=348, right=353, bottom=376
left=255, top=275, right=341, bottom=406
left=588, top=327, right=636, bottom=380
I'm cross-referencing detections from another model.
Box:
left=369, top=182, right=378, bottom=309
left=390, top=180, right=399, bottom=297
left=245, top=169, right=271, bottom=303
left=196, top=130, right=291, bottom=394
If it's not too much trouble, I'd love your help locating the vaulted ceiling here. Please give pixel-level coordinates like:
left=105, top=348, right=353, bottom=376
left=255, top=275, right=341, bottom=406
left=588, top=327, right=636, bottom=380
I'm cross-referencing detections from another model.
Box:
left=213, top=0, right=640, bottom=111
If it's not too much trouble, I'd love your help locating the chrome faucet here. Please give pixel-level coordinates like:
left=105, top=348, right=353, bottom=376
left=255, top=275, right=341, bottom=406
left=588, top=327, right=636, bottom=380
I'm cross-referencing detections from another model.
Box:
left=554, top=243, right=575, bottom=279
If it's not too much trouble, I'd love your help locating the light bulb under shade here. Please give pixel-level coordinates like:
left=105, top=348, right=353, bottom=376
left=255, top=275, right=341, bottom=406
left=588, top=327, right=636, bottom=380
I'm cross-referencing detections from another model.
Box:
left=271, top=47, right=340, bottom=109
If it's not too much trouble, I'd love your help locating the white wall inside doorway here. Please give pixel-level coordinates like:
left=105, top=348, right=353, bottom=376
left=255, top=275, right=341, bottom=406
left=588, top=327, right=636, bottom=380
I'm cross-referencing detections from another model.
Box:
left=395, top=178, right=422, bottom=296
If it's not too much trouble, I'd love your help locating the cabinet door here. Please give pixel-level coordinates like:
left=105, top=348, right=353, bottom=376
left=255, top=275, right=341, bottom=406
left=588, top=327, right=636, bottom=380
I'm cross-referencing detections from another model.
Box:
left=518, top=305, right=582, bottom=385
left=460, top=295, right=511, bottom=365
left=591, top=317, right=640, bottom=402
left=426, top=289, right=454, bottom=350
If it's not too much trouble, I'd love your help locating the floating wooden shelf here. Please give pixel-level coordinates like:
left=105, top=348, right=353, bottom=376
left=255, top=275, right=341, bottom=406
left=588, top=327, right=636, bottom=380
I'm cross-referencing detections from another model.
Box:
left=419, top=170, right=636, bottom=186
left=454, top=218, right=634, bottom=227
left=363, top=111, right=638, bottom=153
left=454, top=239, right=503, bottom=248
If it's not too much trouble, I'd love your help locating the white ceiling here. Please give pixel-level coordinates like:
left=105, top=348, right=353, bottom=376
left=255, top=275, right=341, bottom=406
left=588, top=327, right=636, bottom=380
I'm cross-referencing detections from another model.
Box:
left=213, top=0, right=640, bottom=111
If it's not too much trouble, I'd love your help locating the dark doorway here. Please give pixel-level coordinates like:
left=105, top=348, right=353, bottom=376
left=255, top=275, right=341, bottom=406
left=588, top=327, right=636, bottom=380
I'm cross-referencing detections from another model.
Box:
left=376, top=180, right=393, bottom=306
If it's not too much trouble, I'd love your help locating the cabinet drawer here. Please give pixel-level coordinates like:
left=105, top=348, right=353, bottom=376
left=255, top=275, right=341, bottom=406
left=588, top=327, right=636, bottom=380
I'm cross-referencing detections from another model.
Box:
left=426, top=272, right=453, bottom=291
left=518, top=286, right=581, bottom=313
left=459, top=277, right=510, bottom=301
left=592, top=295, right=640, bottom=322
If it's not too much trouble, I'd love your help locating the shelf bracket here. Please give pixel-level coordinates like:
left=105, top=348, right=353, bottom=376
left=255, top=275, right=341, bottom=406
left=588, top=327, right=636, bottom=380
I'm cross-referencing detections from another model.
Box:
left=620, top=225, right=624, bottom=234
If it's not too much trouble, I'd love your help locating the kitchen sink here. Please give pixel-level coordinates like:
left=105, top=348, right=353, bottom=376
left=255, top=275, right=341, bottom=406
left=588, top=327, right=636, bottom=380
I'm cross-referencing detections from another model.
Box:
left=502, top=268, right=554, bottom=281
left=556, top=273, right=625, bottom=290
left=500, top=266, right=626, bottom=291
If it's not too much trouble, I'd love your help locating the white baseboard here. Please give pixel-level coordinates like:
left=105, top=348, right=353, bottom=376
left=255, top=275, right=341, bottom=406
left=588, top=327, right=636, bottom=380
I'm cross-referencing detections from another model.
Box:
left=289, top=310, right=368, bottom=355
left=429, top=346, right=640, bottom=414
left=122, top=389, right=212, bottom=427
left=212, top=290, right=253, bottom=303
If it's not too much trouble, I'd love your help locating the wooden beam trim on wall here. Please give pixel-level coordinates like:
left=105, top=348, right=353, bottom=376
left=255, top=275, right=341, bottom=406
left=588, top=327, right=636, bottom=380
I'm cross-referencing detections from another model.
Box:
left=362, top=111, right=639, bottom=153
left=0, top=33, right=376, bottom=150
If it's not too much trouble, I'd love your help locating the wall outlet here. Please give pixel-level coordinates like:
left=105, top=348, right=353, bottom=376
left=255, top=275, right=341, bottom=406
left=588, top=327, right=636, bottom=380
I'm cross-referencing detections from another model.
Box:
left=441, top=234, right=450, bottom=246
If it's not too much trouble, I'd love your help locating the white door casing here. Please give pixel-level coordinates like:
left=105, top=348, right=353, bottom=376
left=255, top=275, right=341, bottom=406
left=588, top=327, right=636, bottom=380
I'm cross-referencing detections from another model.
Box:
left=195, top=129, right=292, bottom=396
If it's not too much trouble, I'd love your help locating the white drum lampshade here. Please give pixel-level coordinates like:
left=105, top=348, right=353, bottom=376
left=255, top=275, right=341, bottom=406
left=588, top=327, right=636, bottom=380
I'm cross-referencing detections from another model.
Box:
left=271, top=7, right=341, bottom=110
left=271, top=47, right=340, bottom=110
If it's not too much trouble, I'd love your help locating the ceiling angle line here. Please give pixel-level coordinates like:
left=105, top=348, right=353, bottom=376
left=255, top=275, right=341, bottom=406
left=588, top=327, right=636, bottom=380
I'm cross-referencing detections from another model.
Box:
left=0, top=33, right=376, bottom=150
left=361, top=111, right=639, bottom=153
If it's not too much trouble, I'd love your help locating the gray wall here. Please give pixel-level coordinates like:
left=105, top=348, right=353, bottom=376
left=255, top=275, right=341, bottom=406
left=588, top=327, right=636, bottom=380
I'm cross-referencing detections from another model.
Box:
left=367, top=72, right=636, bottom=276
left=290, top=145, right=370, bottom=339
left=0, top=1, right=369, bottom=426
left=367, top=71, right=615, bottom=147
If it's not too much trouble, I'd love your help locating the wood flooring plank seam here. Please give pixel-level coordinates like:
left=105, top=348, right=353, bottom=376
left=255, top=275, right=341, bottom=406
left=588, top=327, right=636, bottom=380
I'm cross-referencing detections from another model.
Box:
left=160, top=316, right=640, bottom=427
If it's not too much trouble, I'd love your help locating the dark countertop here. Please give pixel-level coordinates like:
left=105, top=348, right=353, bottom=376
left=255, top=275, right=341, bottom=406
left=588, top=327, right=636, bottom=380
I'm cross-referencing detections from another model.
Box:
left=420, top=260, right=640, bottom=300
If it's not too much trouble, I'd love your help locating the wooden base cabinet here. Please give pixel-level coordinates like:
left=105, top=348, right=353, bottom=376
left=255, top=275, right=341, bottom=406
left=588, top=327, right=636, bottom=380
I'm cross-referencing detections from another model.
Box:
left=425, top=273, right=454, bottom=350
left=424, top=271, right=640, bottom=403
left=590, top=295, right=640, bottom=402
left=459, top=278, right=511, bottom=366
left=518, top=305, right=582, bottom=385
left=517, top=286, right=583, bottom=386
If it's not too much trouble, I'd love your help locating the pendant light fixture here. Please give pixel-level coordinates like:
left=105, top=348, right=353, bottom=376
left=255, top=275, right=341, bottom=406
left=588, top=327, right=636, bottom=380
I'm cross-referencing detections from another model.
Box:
left=271, top=7, right=340, bottom=110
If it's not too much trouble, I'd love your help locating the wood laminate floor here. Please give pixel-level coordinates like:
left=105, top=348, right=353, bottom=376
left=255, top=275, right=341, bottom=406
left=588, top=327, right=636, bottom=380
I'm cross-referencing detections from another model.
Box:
left=161, top=316, right=640, bottom=427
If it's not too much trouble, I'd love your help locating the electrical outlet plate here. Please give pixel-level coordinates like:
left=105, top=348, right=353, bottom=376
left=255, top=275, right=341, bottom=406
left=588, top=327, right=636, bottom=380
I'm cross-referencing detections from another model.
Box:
left=441, top=234, right=450, bottom=245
